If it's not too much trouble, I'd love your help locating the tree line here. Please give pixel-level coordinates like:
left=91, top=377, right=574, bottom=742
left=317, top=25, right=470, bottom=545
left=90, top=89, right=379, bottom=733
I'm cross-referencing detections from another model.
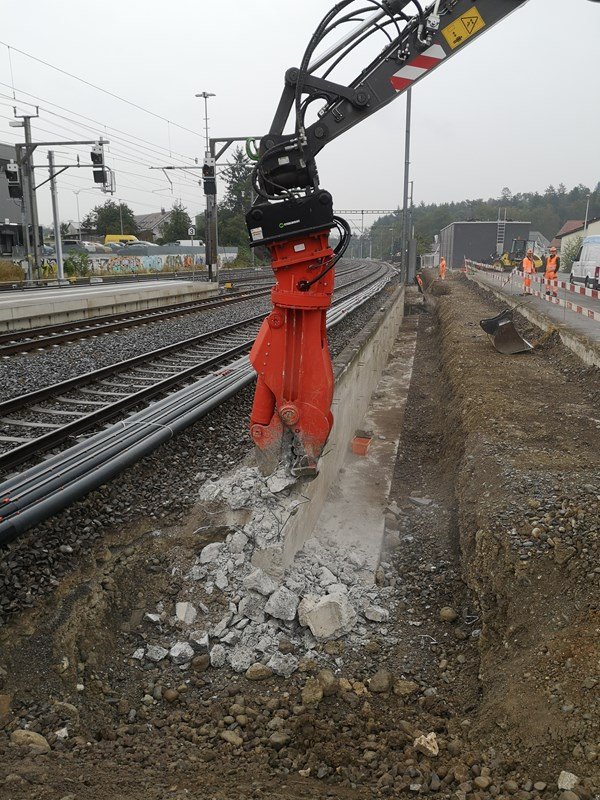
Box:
left=83, top=159, right=600, bottom=264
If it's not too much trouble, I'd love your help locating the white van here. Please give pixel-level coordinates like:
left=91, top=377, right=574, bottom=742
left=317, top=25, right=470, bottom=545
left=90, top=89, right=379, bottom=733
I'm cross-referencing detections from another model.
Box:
left=570, top=235, right=600, bottom=289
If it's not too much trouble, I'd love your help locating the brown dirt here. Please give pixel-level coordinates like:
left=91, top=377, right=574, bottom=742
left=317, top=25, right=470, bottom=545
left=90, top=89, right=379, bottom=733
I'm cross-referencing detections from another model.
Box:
left=0, top=276, right=598, bottom=798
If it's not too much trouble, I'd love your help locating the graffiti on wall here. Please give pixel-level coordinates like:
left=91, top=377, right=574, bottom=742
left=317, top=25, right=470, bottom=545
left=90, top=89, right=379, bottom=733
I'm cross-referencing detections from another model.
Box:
left=40, top=253, right=206, bottom=276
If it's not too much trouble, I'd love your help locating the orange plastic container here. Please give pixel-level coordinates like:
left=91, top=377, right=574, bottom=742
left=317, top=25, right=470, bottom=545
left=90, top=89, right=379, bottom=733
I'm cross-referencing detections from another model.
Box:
left=351, top=436, right=372, bottom=456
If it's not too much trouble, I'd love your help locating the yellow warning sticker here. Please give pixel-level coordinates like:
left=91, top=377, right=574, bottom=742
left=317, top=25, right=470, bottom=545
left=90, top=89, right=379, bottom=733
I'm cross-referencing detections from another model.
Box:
left=442, top=6, right=486, bottom=50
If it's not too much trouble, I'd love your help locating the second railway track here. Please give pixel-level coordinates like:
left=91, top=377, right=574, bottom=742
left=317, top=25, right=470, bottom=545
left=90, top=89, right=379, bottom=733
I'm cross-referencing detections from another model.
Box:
left=0, top=264, right=390, bottom=474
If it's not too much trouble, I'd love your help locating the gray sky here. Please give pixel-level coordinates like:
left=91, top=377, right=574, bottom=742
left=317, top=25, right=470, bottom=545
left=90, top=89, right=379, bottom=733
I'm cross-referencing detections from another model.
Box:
left=1, top=0, right=598, bottom=228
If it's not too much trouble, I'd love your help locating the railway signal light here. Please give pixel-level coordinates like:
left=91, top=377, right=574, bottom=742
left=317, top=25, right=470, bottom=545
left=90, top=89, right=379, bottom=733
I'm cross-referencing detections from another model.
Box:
left=91, top=143, right=107, bottom=184
left=4, top=161, right=23, bottom=199
left=202, top=157, right=216, bottom=196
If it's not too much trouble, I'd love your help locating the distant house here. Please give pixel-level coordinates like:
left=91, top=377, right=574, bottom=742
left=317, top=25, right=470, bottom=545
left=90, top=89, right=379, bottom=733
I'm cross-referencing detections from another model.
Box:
left=550, top=220, right=584, bottom=252
left=555, top=217, right=600, bottom=254
left=134, top=210, right=172, bottom=242
left=529, top=231, right=550, bottom=252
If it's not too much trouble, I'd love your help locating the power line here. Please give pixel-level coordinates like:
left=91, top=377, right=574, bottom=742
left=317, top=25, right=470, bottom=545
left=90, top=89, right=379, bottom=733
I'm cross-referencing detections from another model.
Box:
left=0, top=82, right=198, bottom=165
left=0, top=40, right=203, bottom=140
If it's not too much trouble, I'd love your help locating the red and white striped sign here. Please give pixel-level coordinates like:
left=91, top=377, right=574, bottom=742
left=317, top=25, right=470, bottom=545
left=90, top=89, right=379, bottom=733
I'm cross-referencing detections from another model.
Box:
left=390, top=44, right=447, bottom=92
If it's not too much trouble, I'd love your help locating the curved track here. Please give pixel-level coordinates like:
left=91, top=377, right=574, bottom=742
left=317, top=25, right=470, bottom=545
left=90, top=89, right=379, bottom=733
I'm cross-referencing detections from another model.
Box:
left=0, top=264, right=393, bottom=543
left=0, top=263, right=367, bottom=356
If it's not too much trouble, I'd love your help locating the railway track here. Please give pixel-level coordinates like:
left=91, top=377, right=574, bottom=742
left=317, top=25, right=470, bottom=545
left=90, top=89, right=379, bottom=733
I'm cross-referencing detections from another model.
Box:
left=0, top=265, right=393, bottom=542
left=0, top=263, right=367, bottom=356
left=0, top=264, right=387, bottom=472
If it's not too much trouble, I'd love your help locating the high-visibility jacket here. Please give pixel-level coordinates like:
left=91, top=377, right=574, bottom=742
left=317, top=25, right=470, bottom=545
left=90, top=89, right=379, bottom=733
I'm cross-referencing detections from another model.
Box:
left=545, top=255, right=559, bottom=279
left=522, top=257, right=536, bottom=274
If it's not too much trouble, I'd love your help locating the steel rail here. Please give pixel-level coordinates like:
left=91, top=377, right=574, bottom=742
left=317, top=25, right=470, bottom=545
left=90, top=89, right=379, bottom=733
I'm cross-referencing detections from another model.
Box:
left=0, top=287, right=273, bottom=356
left=0, top=266, right=393, bottom=543
left=0, top=262, right=366, bottom=356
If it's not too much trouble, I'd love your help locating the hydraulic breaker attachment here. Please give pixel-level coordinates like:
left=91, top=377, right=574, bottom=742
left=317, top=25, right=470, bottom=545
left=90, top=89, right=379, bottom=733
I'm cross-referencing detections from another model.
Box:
left=479, top=309, right=533, bottom=355
left=249, top=230, right=335, bottom=477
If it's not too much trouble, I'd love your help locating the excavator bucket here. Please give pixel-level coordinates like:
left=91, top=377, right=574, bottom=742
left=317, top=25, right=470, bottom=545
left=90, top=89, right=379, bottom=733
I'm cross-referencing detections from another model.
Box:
left=479, top=309, right=533, bottom=355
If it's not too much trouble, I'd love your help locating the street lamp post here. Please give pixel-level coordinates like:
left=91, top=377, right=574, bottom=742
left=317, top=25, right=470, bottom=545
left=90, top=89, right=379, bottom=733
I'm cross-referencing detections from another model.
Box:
left=584, top=194, right=591, bottom=233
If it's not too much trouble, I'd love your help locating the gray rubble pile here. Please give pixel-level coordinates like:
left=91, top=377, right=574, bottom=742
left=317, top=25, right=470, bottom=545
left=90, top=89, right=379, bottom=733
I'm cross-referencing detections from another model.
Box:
left=133, top=465, right=397, bottom=675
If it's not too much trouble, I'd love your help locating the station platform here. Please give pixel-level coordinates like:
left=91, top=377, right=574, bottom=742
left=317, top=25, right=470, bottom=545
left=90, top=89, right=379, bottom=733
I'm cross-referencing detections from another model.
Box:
left=0, top=280, right=218, bottom=332
left=468, top=268, right=600, bottom=368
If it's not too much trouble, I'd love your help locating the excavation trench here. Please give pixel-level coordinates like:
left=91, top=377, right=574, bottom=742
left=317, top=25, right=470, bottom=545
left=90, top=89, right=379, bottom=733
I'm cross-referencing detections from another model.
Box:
left=0, top=277, right=598, bottom=798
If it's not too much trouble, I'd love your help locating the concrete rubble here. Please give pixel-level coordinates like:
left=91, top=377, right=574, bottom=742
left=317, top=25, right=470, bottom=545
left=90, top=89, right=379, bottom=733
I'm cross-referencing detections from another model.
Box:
left=133, top=465, right=397, bottom=674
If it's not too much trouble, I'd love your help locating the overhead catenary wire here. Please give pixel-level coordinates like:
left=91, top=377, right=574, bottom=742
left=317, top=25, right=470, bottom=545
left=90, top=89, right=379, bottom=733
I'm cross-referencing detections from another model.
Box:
left=0, top=40, right=203, bottom=140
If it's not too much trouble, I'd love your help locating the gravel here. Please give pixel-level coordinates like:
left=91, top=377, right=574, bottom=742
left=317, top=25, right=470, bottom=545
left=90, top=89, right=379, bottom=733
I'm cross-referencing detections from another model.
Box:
left=0, top=266, right=397, bottom=626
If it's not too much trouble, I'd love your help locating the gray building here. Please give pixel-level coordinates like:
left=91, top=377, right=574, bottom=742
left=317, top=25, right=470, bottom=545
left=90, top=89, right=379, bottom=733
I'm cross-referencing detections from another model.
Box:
left=440, top=220, right=531, bottom=269
left=0, top=143, right=23, bottom=255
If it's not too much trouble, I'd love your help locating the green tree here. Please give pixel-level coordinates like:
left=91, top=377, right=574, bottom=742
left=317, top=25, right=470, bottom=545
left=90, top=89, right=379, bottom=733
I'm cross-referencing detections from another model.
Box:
left=158, top=201, right=192, bottom=244
left=221, top=147, right=253, bottom=214
left=82, top=200, right=137, bottom=237
left=562, top=236, right=583, bottom=273
left=60, top=221, right=70, bottom=237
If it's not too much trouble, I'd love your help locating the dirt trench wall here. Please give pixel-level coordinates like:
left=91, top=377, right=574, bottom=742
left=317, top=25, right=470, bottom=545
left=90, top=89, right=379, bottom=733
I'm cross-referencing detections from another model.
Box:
left=433, top=279, right=600, bottom=774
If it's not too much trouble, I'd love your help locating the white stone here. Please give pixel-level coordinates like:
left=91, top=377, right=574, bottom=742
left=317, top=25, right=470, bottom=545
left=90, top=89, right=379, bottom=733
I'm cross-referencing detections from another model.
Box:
left=304, top=594, right=357, bottom=641
left=132, top=647, right=145, bottom=660
left=175, top=602, right=197, bottom=625
left=228, top=531, right=249, bottom=553
left=365, top=605, right=389, bottom=623
left=199, top=542, right=224, bottom=564
left=188, top=565, right=206, bottom=581
left=211, top=612, right=233, bottom=637
left=145, top=613, right=161, bottom=623
left=210, top=644, right=227, bottom=668
left=267, top=651, right=299, bottom=677
left=265, top=587, right=300, bottom=621
left=414, top=732, right=439, bottom=758
left=169, top=642, right=194, bottom=665
left=297, top=595, right=319, bottom=628
left=198, top=481, right=221, bottom=502
left=243, top=568, right=278, bottom=597
left=327, top=583, right=349, bottom=596
left=146, top=645, right=169, bottom=662
left=54, top=727, right=69, bottom=740
left=557, top=772, right=579, bottom=791
left=238, top=592, right=266, bottom=623
left=229, top=646, right=255, bottom=673
left=220, top=631, right=240, bottom=646
left=188, top=630, right=209, bottom=652
left=318, top=567, right=337, bottom=587
left=266, top=470, right=296, bottom=494
left=215, top=570, right=229, bottom=590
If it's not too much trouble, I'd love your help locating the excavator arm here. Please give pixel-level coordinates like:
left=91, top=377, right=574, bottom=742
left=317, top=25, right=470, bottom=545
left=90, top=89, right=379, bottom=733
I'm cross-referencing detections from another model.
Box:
left=242, top=0, right=558, bottom=476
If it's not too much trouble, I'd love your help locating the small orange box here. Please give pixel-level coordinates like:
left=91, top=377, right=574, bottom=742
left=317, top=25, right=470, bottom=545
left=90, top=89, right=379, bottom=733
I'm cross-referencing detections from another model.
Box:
left=351, top=436, right=372, bottom=456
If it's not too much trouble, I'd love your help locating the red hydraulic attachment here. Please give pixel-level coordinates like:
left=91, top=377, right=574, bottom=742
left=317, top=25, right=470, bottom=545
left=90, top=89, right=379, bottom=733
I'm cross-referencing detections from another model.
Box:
left=249, top=229, right=335, bottom=476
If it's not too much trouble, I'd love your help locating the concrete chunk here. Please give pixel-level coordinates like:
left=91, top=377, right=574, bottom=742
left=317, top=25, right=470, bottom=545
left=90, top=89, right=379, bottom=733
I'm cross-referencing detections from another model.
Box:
left=238, top=592, right=266, bottom=623
left=169, top=642, right=194, bottom=665
left=264, top=587, right=300, bottom=621
left=303, top=593, right=357, bottom=641
left=199, top=542, right=224, bottom=564
left=175, top=602, right=197, bottom=625
left=243, top=568, right=278, bottom=597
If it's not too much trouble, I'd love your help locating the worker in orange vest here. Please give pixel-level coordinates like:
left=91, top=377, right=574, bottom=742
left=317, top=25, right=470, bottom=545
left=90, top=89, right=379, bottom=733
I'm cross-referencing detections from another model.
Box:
left=439, top=256, right=447, bottom=281
left=521, top=248, right=537, bottom=295
left=544, top=246, right=560, bottom=298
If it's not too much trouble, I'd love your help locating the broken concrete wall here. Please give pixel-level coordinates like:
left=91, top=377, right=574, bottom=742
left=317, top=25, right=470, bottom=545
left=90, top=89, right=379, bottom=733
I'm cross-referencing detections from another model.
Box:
left=251, top=284, right=406, bottom=577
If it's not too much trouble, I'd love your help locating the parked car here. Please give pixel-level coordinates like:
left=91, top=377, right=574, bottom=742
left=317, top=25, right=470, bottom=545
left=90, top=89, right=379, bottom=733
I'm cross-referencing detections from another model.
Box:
left=570, top=235, right=600, bottom=290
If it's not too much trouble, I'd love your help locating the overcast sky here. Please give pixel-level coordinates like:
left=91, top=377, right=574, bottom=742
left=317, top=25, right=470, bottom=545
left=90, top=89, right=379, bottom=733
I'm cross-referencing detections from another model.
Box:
left=1, top=0, right=598, bottom=229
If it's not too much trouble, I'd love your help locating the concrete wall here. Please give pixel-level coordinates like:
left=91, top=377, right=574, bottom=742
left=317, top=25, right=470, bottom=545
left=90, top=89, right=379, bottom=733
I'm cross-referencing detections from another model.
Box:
left=252, top=284, right=406, bottom=576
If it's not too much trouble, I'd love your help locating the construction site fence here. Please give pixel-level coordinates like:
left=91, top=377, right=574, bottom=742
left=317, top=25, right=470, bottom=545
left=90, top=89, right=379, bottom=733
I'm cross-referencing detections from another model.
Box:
left=463, top=259, right=600, bottom=325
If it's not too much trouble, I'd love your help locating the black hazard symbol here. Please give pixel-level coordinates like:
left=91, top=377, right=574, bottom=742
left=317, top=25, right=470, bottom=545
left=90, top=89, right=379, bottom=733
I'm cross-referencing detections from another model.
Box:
left=461, top=15, right=479, bottom=34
